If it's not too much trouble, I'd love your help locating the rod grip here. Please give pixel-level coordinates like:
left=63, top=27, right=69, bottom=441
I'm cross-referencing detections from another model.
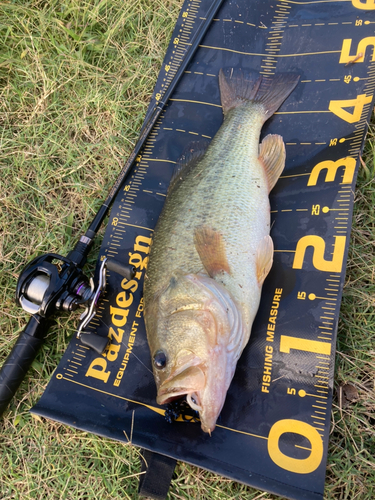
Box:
left=0, top=315, right=49, bottom=417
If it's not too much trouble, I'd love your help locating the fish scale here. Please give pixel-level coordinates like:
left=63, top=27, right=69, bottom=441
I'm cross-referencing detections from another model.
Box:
left=144, top=69, right=299, bottom=433
left=145, top=106, right=269, bottom=315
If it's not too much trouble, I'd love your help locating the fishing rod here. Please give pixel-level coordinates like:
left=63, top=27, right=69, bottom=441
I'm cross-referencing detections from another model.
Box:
left=0, top=0, right=226, bottom=417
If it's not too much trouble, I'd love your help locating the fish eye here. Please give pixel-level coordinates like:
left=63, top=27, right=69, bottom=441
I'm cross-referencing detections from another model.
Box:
left=153, top=350, right=167, bottom=369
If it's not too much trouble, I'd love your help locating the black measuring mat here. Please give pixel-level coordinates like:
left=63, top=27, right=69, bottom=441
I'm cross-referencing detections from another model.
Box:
left=32, top=1, right=375, bottom=499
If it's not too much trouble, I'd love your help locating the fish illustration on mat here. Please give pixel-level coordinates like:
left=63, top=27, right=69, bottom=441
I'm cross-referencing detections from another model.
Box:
left=143, top=69, right=300, bottom=434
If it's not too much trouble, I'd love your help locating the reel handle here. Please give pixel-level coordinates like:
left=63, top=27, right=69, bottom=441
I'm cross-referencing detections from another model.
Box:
left=0, top=315, right=50, bottom=417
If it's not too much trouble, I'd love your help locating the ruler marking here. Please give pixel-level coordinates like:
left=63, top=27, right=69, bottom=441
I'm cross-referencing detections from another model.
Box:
left=170, top=98, right=221, bottom=108
left=120, top=222, right=154, bottom=232
left=199, top=44, right=341, bottom=58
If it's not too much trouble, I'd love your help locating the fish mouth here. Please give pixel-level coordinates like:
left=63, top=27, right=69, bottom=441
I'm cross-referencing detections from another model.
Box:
left=156, top=357, right=227, bottom=435
left=156, top=363, right=205, bottom=406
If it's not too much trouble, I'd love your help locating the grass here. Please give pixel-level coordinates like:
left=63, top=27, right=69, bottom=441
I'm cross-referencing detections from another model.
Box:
left=0, top=1, right=374, bottom=499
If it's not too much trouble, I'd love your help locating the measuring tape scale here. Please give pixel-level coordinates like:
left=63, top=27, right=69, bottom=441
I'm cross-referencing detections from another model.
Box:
left=33, top=0, right=375, bottom=498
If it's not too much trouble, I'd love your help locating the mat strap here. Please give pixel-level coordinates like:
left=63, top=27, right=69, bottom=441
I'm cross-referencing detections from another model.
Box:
left=138, top=449, right=177, bottom=499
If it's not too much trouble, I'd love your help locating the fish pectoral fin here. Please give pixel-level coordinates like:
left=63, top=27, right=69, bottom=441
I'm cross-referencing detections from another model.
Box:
left=194, top=226, right=231, bottom=278
left=256, top=235, right=274, bottom=286
left=169, top=141, right=210, bottom=194
left=259, top=134, right=286, bottom=193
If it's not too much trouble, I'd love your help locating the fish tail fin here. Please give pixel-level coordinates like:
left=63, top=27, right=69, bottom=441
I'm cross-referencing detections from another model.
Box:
left=219, top=69, right=300, bottom=119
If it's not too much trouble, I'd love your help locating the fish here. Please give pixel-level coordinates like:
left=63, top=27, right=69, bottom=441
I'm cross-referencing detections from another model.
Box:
left=143, top=69, right=299, bottom=434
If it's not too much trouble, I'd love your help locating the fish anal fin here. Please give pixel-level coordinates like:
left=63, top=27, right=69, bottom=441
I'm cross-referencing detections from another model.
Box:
left=194, top=226, right=231, bottom=278
left=256, top=235, right=274, bottom=286
left=169, top=141, right=209, bottom=194
left=259, top=134, right=286, bottom=193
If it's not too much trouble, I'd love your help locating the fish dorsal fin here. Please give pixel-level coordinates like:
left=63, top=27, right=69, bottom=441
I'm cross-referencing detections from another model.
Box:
left=168, top=141, right=209, bottom=194
left=194, top=226, right=231, bottom=278
left=256, top=235, right=274, bottom=286
left=258, top=134, right=286, bottom=193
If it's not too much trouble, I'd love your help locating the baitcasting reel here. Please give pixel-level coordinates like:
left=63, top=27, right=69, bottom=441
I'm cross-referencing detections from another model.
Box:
left=0, top=240, right=135, bottom=416
left=17, top=253, right=95, bottom=316
left=15, top=252, right=109, bottom=353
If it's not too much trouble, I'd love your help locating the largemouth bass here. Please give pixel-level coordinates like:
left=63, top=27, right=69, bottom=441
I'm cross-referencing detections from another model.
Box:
left=143, top=69, right=299, bottom=434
